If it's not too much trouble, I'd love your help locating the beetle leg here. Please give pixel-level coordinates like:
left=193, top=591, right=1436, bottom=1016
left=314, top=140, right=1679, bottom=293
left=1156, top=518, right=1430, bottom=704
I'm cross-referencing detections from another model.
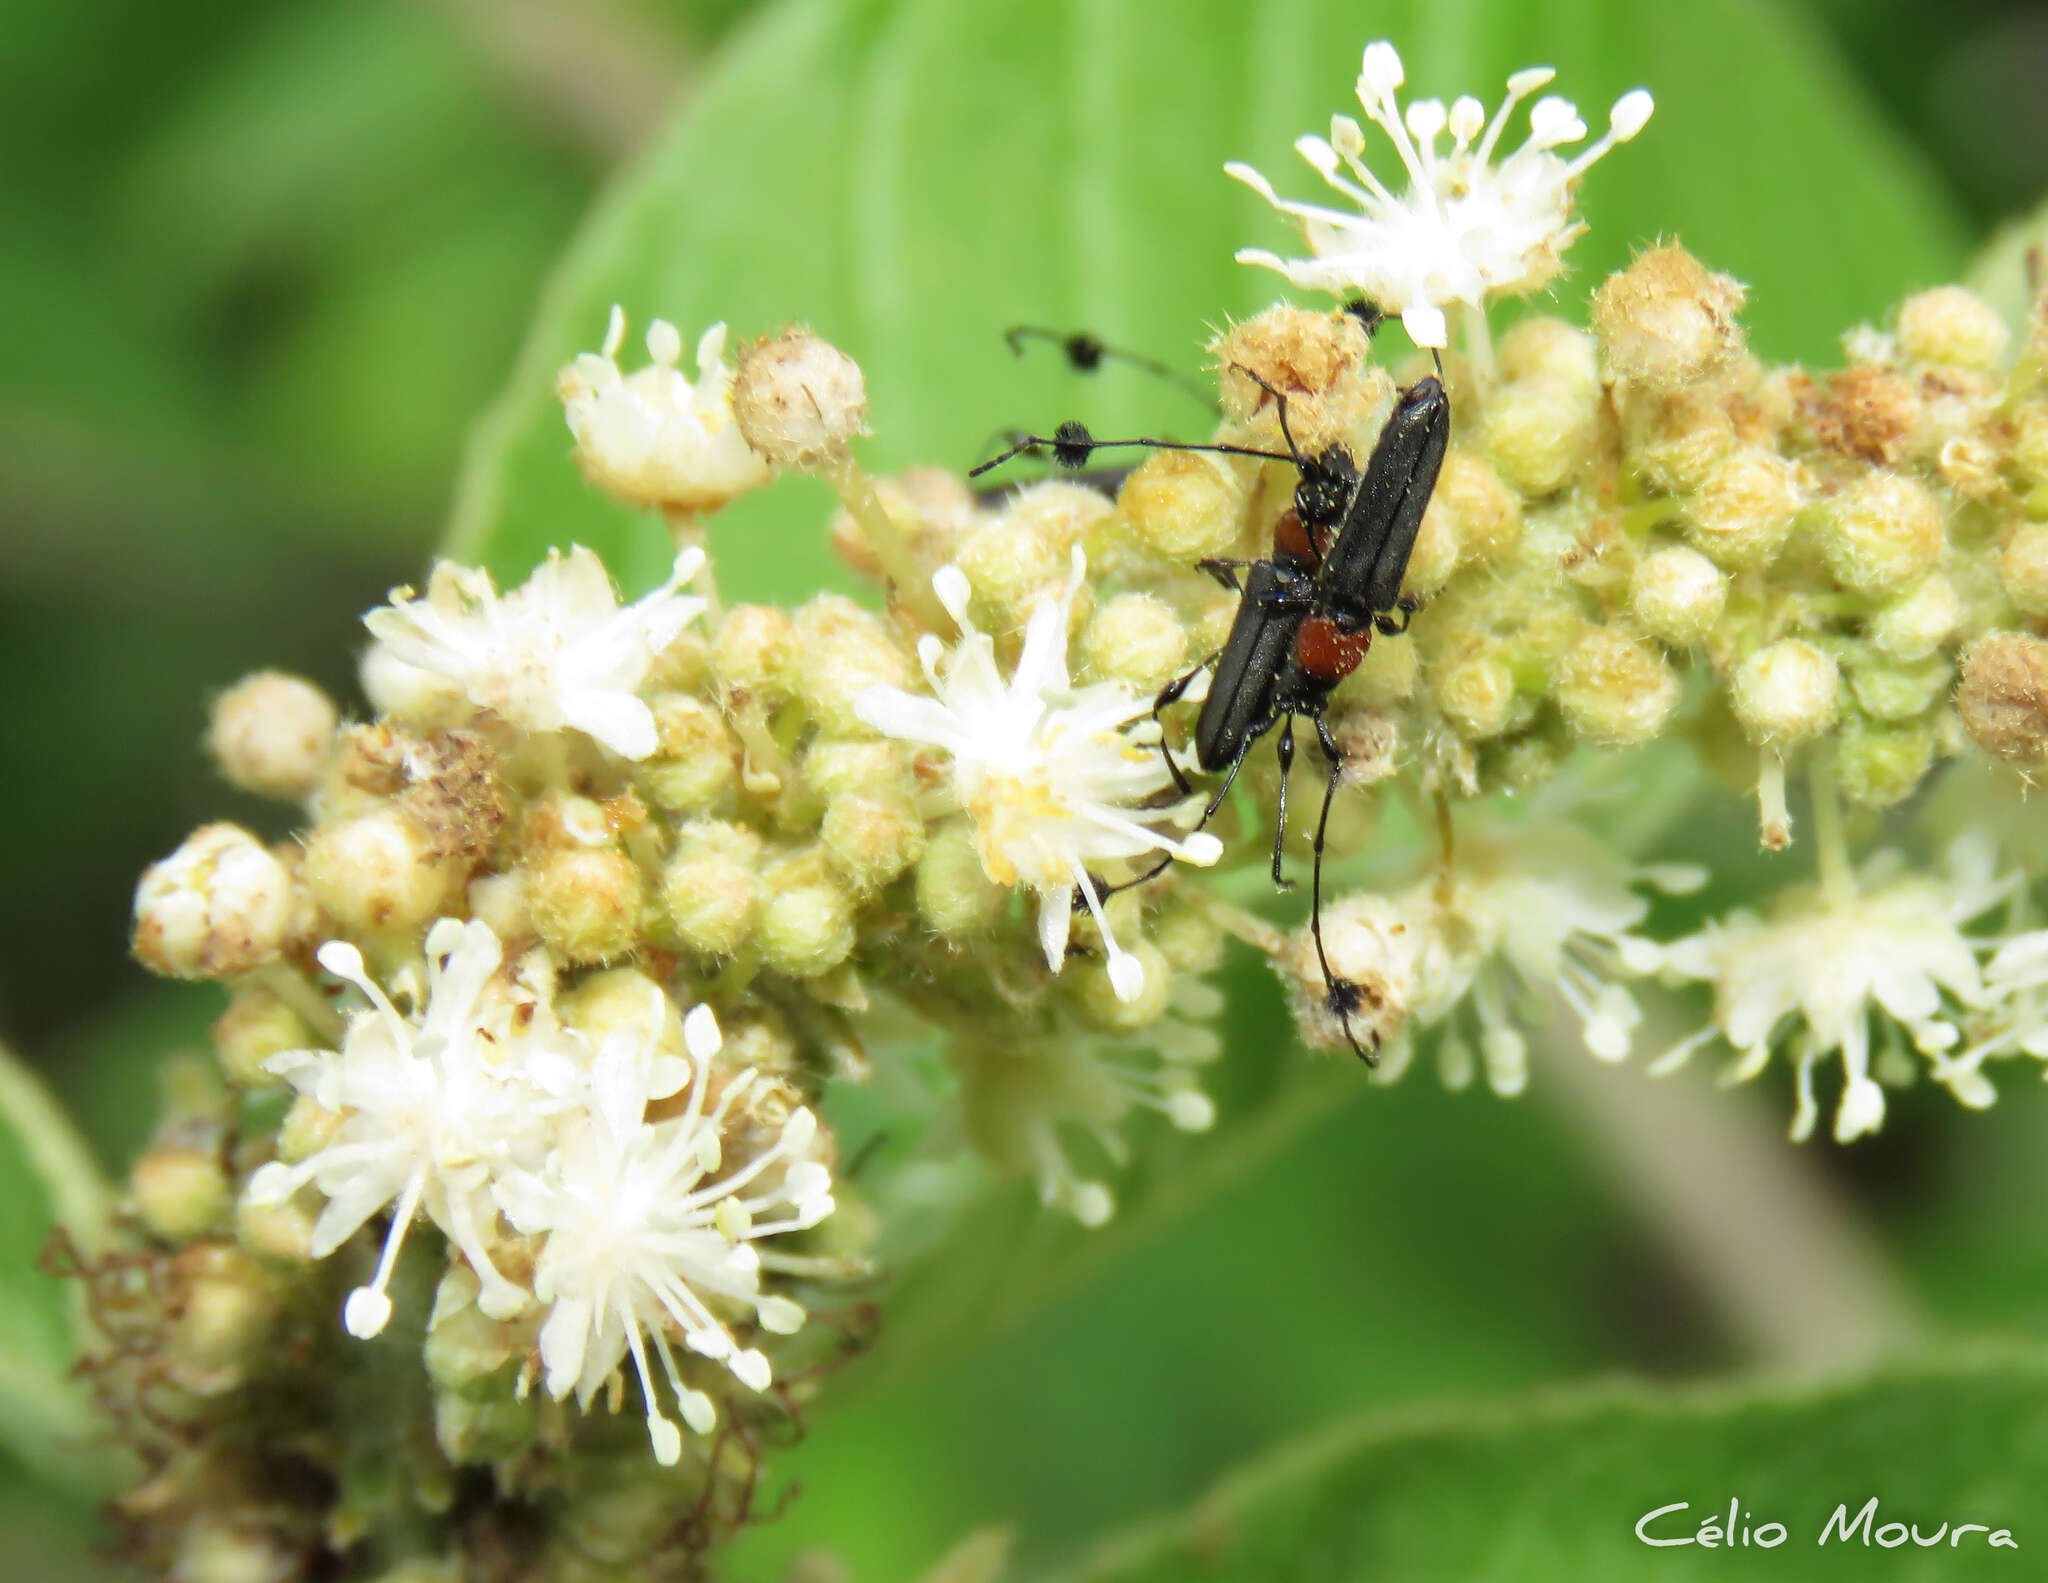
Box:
left=1373, top=594, right=1424, bottom=637
left=1080, top=711, right=1278, bottom=906
left=1270, top=716, right=1297, bottom=889
left=1149, top=651, right=1217, bottom=796
left=1313, top=713, right=1378, bottom=1066
left=1194, top=558, right=1253, bottom=592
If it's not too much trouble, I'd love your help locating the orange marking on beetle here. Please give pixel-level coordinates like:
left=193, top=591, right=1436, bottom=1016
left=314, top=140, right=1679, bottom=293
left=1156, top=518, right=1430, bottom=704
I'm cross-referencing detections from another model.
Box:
left=1271, top=508, right=1319, bottom=571
left=1294, top=617, right=1371, bottom=683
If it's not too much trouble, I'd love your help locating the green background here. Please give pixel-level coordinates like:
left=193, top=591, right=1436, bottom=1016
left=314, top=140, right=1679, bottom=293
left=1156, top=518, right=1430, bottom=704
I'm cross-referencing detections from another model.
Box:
left=5, top=0, right=2048, bottom=1577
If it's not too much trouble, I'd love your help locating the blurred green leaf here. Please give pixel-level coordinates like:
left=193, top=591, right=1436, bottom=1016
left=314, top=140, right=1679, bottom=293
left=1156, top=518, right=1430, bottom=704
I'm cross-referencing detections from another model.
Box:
left=1041, top=1348, right=2048, bottom=1583
left=448, top=0, right=1968, bottom=597
left=0, top=1042, right=117, bottom=1494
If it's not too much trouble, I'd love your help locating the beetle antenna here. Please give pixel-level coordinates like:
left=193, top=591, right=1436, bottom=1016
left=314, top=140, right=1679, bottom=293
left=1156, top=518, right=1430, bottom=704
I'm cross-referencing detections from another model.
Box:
left=967, top=426, right=1294, bottom=481
left=1224, top=363, right=1310, bottom=470
left=1004, top=325, right=1215, bottom=411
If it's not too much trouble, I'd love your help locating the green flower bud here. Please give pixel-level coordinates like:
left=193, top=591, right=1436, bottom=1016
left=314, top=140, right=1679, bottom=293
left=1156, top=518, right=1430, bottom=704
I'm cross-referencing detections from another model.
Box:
left=424, top=1267, right=521, bottom=1391
left=1480, top=715, right=1574, bottom=793
left=236, top=1192, right=315, bottom=1262
left=806, top=740, right=910, bottom=803
left=638, top=692, right=739, bottom=815
left=1629, top=546, right=1727, bottom=646
left=174, top=1515, right=297, bottom=1583
left=1554, top=627, right=1681, bottom=746
left=1498, top=316, right=1600, bottom=395
left=1823, top=470, right=1945, bottom=595
left=1080, top=592, right=1189, bottom=692
left=207, top=671, right=336, bottom=801
left=1999, top=523, right=2048, bottom=616
left=558, top=965, right=680, bottom=1051
left=1624, top=391, right=1737, bottom=494
left=1895, top=286, right=2009, bottom=371
left=915, top=820, right=1006, bottom=936
left=1848, top=653, right=1951, bottom=721
left=304, top=808, right=462, bottom=936
left=1069, top=940, right=1171, bottom=1031
left=1593, top=244, right=1748, bottom=390
left=1837, top=717, right=1935, bottom=808
left=794, top=594, right=911, bottom=736
left=1958, top=632, right=2048, bottom=764
left=1001, top=479, right=1116, bottom=553
left=525, top=848, right=645, bottom=964
left=660, top=846, right=758, bottom=957
left=165, top=1243, right=278, bottom=1392
left=1420, top=450, right=1521, bottom=574
left=211, top=986, right=314, bottom=1087
left=2011, top=408, right=2048, bottom=492
left=133, top=1146, right=230, bottom=1242
left=732, top=326, right=868, bottom=470
left=822, top=794, right=925, bottom=893
left=1149, top=903, right=1224, bottom=976
left=1731, top=639, right=1839, bottom=746
left=1483, top=376, right=1596, bottom=497
left=132, top=824, right=296, bottom=980
left=434, top=1390, right=537, bottom=1466
left=1116, top=450, right=1244, bottom=563
left=1869, top=573, right=1962, bottom=660
left=713, top=603, right=798, bottom=699
left=957, top=514, right=1068, bottom=629
left=759, top=879, right=856, bottom=977
left=1436, top=652, right=1519, bottom=739
left=1336, top=633, right=1418, bottom=708
left=1684, top=448, right=1804, bottom=569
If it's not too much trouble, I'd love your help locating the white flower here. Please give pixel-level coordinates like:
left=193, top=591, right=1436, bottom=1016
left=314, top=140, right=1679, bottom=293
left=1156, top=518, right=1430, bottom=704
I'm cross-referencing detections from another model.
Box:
left=493, top=1001, right=834, bottom=1466
left=1288, top=819, right=1684, bottom=1089
left=361, top=544, right=706, bottom=760
left=853, top=549, right=1221, bottom=1002
left=246, top=919, right=582, bottom=1338
left=1226, top=41, right=1653, bottom=348
left=557, top=305, right=772, bottom=512
left=960, top=986, right=1223, bottom=1226
left=1643, top=838, right=2018, bottom=1142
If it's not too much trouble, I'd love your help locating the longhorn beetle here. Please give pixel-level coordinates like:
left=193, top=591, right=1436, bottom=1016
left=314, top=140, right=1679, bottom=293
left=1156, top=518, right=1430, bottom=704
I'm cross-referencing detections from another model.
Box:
left=970, top=344, right=1450, bottom=1061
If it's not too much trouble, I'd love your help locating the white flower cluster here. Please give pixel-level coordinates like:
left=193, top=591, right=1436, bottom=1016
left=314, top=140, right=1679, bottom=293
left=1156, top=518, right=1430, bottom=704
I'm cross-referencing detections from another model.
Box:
left=1228, top=41, right=1653, bottom=347
left=247, top=919, right=833, bottom=1464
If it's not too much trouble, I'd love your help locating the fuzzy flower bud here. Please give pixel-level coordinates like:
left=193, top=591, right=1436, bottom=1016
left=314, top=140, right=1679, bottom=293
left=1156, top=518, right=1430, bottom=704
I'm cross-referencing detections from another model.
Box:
left=133, top=1146, right=231, bottom=1242
left=1554, top=627, right=1681, bottom=745
left=732, top=327, right=869, bottom=470
left=1213, top=304, right=1384, bottom=454
left=1420, top=451, right=1521, bottom=574
left=713, top=604, right=799, bottom=700
left=1870, top=572, right=1963, bottom=660
left=1116, top=450, right=1244, bottom=564
left=207, top=671, right=337, bottom=801
left=304, top=808, right=463, bottom=935
left=1483, top=377, right=1597, bottom=497
left=1822, top=470, right=1945, bottom=595
left=1847, top=654, right=1949, bottom=721
left=1998, top=524, right=2048, bottom=616
left=1435, top=652, right=1519, bottom=739
left=805, top=740, right=912, bottom=803
left=822, top=793, right=926, bottom=893
left=2012, top=408, right=2048, bottom=492
left=637, top=692, right=739, bottom=814
left=1081, top=593, right=1189, bottom=692
left=956, top=514, right=1070, bottom=628
left=525, top=847, right=645, bottom=964
left=1628, top=546, right=1726, bottom=646
left=1957, top=632, right=2048, bottom=765
left=1684, top=448, right=1804, bottom=569
left=1895, top=286, right=2010, bottom=372
left=793, top=594, right=911, bottom=736
left=1836, top=717, right=1934, bottom=808
left=915, top=820, right=1007, bottom=936
left=1592, top=244, right=1747, bottom=389
left=759, top=877, right=857, bottom=977
left=133, top=824, right=295, bottom=980
left=1068, top=939, right=1171, bottom=1032
left=164, top=1244, right=278, bottom=1392
left=1499, top=316, right=1601, bottom=394
left=211, top=987, right=315, bottom=1087
left=1731, top=639, right=1839, bottom=747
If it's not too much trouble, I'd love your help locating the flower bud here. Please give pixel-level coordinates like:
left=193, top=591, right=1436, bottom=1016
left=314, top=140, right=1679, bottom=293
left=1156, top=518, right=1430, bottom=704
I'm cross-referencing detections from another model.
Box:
left=637, top=692, right=739, bottom=815
left=713, top=604, right=798, bottom=699
left=1483, top=377, right=1596, bottom=497
left=1623, top=392, right=1736, bottom=494
left=1848, top=654, right=1950, bottom=721
left=1337, top=634, right=1417, bottom=708
left=1795, top=366, right=1919, bottom=466
left=1000, top=480, right=1115, bottom=554
left=956, top=515, right=1068, bottom=628
left=132, top=1146, right=230, bottom=1242
left=1837, top=717, right=1934, bottom=808
left=424, top=1267, right=520, bottom=1390
left=1149, top=903, right=1224, bottom=976
left=1212, top=303, right=1383, bottom=454
left=236, top=1190, right=316, bottom=1263
left=1629, top=546, right=1726, bottom=646
left=1068, top=940, right=1170, bottom=1031
left=133, top=824, right=295, bottom=980
left=915, top=820, right=1006, bottom=936
left=1939, top=432, right=2005, bottom=502
left=1081, top=593, right=1188, bottom=692
left=211, top=987, right=314, bottom=1087
left=1116, top=450, right=1244, bottom=564
left=1592, top=244, right=1748, bottom=389
left=805, top=739, right=911, bottom=803
left=164, top=1243, right=277, bottom=1393
left=1730, top=639, right=1839, bottom=746
left=2012, top=408, right=2048, bottom=492
left=303, top=809, right=463, bottom=936
left=524, top=849, right=644, bottom=964
left=557, top=965, right=680, bottom=1053
left=1869, top=572, right=1963, bottom=661
left=732, top=327, right=869, bottom=469
left=1999, top=524, right=2048, bottom=616
left=1276, top=891, right=1424, bottom=1052
left=1498, top=316, right=1600, bottom=395
left=1895, top=286, right=2009, bottom=371
left=821, top=793, right=925, bottom=893
left=1822, top=470, right=1945, bottom=595
left=793, top=594, right=910, bottom=736
left=1958, top=633, right=2048, bottom=765
left=1553, top=627, right=1681, bottom=745
left=758, top=880, right=856, bottom=977
left=175, top=1518, right=297, bottom=1583
left=1683, top=448, right=1803, bottom=569
left=1421, top=451, right=1521, bottom=573
left=1435, top=652, right=1518, bottom=739
left=207, top=671, right=336, bottom=800
left=435, top=1390, right=537, bottom=1466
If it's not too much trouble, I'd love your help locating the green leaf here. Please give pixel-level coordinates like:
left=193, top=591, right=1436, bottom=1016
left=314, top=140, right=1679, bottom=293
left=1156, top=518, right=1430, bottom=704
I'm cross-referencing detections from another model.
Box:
left=447, top=0, right=1969, bottom=597
left=0, top=1042, right=120, bottom=1494
left=1041, top=1348, right=2046, bottom=1583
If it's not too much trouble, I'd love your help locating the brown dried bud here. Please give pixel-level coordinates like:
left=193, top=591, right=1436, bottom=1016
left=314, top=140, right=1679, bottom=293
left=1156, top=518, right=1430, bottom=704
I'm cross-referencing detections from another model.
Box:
left=1957, top=633, right=2048, bottom=765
